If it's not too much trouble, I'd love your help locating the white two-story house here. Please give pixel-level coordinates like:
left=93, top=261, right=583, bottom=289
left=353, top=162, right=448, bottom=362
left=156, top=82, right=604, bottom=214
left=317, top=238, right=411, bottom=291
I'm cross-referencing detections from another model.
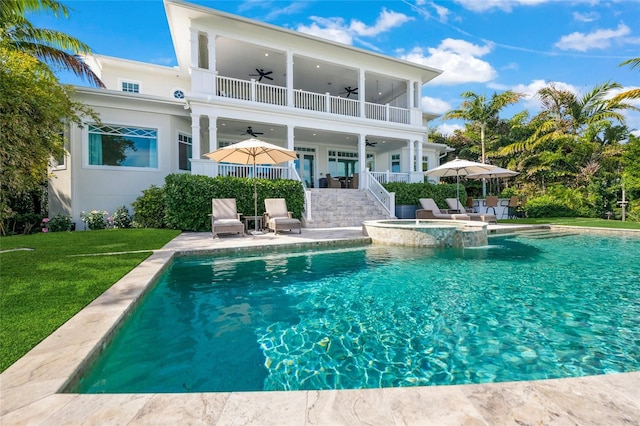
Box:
left=49, top=0, right=450, bottom=227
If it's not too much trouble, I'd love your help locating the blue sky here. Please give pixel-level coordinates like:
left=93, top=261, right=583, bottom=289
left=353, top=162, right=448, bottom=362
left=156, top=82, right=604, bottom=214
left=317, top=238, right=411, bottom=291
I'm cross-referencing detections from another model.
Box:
left=31, top=0, right=640, bottom=135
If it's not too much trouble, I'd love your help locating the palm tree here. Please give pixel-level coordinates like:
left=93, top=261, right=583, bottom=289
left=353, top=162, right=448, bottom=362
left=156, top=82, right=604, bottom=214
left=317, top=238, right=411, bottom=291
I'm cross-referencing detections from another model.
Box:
left=0, top=0, right=104, bottom=87
left=611, top=57, right=640, bottom=103
left=443, top=90, right=524, bottom=164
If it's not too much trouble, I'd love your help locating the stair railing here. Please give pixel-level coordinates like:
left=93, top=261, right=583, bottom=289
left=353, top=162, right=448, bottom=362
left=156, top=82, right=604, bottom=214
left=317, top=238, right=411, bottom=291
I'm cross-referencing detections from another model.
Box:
left=289, top=165, right=312, bottom=222
left=363, top=169, right=395, bottom=217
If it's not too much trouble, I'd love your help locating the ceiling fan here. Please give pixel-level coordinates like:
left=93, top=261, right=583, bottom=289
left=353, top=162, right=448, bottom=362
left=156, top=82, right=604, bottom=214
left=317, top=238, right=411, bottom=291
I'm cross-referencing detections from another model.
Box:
left=339, top=86, right=358, bottom=98
left=249, top=68, right=273, bottom=82
left=365, top=139, right=377, bottom=147
left=241, top=126, right=264, bottom=137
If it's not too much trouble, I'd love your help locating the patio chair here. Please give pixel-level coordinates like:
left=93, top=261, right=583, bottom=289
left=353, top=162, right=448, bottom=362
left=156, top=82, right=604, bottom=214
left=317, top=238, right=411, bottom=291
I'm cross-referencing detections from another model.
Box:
left=210, top=198, right=244, bottom=238
left=264, top=198, right=302, bottom=234
left=326, top=174, right=341, bottom=188
left=416, top=198, right=470, bottom=220
left=349, top=173, right=359, bottom=189
left=485, top=196, right=498, bottom=215
left=445, top=198, right=497, bottom=224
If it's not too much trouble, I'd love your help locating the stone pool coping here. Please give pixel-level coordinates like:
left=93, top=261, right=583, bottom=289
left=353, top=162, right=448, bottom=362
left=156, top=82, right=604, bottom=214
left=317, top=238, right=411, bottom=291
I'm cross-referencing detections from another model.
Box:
left=1, top=225, right=639, bottom=425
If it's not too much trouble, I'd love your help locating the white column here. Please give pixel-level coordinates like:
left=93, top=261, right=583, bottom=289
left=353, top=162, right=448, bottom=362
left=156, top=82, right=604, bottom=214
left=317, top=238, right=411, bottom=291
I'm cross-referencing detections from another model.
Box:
left=286, top=125, right=294, bottom=150
left=358, top=134, right=366, bottom=188
left=207, top=32, right=216, bottom=71
left=417, top=138, right=424, bottom=172
left=189, top=27, right=199, bottom=68
left=286, top=51, right=294, bottom=107
left=408, top=81, right=413, bottom=109
left=191, top=113, right=201, bottom=159
left=208, top=116, right=217, bottom=151
left=358, top=69, right=366, bottom=118
left=287, top=125, right=295, bottom=180
left=408, top=140, right=415, bottom=173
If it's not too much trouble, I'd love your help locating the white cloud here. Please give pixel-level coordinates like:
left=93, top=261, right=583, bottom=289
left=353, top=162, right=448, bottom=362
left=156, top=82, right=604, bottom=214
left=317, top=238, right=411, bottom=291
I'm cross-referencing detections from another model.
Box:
left=296, top=9, right=411, bottom=46
left=437, top=122, right=463, bottom=136
left=297, top=18, right=353, bottom=45
left=572, top=11, right=599, bottom=23
left=555, top=23, right=631, bottom=52
left=421, top=96, right=451, bottom=114
left=265, top=2, right=307, bottom=21
left=350, top=8, right=413, bottom=36
left=509, top=79, right=576, bottom=109
left=453, top=0, right=549, bottom=13
left=401, top=39, right=496, bottom=85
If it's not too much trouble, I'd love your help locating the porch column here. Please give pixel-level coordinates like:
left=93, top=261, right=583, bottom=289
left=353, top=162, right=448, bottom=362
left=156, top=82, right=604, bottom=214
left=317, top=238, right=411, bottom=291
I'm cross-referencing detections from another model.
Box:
left=207, top=32, right=216, bottom=72
left=358, top=68, right=366, bottom=118
left=190, top=113, right=201, bottom=159
left=286, top=125, right=294, bottom=150
left=358, top=134, right=366, bottom=189
left=208, top=116, right=218, bottom=151
left=408, top=140, right=415, bottom=173
left=286, top=51, right=294, bottom=107
left=408, top=81, right=414, bottom=109
left=189, top=27, right=199, bottom=68
left=417, top=138, right=424, bottom=172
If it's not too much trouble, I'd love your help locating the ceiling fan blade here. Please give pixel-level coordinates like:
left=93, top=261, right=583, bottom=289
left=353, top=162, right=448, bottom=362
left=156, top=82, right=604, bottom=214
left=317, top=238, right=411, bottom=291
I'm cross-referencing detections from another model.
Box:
left=263, top=75, right=273, bottom=80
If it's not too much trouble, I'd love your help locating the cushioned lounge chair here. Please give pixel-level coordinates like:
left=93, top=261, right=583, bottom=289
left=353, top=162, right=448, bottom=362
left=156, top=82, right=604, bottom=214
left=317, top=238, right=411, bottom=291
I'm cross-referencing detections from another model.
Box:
left=416, top=198, right=470, bottom=220
left=445, top=198, right=497, bottom=224
left=264, top=198, right=302, bottom=234
left=210, top=198, right=244, bottom=238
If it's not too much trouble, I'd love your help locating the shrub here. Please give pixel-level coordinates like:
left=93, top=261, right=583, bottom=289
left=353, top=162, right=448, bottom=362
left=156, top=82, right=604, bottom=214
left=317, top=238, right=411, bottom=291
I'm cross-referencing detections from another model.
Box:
left=112, top=206, right=132, bottom=228
left=81, top=210, right=109, bottom=230
left=524, top=195, right=580, bottom=218
left=131, top=185, right=166, bottom=229
left=44, top=214, right=73, bottom=232
left=382, top=182, right=465, bottom=207
left=162, top=174, right=304, bottom=232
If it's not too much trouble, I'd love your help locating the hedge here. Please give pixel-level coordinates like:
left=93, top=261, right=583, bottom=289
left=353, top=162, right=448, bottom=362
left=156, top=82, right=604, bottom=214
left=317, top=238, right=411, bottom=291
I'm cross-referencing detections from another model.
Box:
left=382, top=182, right=466, bottom=208
left=153, top=174, right=304, bottom=232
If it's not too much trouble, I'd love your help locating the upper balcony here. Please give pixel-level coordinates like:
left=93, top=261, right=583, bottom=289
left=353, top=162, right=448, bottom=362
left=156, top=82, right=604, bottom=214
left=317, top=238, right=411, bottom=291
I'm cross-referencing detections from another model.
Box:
left=191, top=69, right=421, bottom=125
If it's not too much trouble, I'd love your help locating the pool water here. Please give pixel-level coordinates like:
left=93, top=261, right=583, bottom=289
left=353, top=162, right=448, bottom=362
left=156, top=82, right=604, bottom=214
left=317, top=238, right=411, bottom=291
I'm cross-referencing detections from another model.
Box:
left=74, top=233, right=640, bottom=393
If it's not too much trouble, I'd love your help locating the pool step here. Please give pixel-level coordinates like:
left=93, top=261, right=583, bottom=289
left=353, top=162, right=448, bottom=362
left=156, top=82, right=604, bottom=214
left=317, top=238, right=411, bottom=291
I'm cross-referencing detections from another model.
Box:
left=515, top=230, right=579, bottom=239
left=303, top=188, right=390, bottom=228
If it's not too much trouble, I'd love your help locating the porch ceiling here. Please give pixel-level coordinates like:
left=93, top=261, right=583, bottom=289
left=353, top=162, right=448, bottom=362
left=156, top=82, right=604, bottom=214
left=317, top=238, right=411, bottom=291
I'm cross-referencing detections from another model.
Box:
left=215, top=37, right=407, bottom=105
left=216, top=118, right=408, bottom=152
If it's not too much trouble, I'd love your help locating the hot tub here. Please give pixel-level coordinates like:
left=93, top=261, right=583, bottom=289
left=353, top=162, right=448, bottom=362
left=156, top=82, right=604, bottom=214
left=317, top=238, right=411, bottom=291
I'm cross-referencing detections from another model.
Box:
left=362, top=219, right=488, bottom=248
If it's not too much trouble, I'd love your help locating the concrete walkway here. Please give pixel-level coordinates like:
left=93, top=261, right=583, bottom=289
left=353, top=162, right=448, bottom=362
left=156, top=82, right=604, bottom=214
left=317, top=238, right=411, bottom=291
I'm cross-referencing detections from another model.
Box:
left=1, top=225, right=639, bottom=425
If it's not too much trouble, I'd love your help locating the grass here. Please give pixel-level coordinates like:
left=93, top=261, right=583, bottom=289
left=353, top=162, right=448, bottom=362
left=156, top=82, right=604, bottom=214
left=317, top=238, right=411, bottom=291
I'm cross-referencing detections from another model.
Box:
left=0, top=229, right=181, bottom=372
left=498, top=217, right=640, bottom=229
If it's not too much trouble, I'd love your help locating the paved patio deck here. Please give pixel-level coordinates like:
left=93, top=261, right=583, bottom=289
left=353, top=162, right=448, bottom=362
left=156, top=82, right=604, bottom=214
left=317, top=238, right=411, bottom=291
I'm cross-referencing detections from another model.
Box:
left=1, top=225, right=639, bottom=425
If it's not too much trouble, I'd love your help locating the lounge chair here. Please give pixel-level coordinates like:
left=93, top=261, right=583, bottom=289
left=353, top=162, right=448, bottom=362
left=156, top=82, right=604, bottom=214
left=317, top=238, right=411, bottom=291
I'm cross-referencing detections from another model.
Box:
left=445, top=198, right=497, bottom=224
left=264, top=198, right=301, bottom=234
left=416, top=198, right=470, bottom=220
left=210, top=198, right=244, bottom=238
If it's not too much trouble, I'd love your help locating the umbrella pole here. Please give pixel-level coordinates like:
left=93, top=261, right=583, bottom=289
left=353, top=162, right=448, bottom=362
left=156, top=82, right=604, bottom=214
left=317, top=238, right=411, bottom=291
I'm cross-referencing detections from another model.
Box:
left=253, top=160, right=258, bottom=232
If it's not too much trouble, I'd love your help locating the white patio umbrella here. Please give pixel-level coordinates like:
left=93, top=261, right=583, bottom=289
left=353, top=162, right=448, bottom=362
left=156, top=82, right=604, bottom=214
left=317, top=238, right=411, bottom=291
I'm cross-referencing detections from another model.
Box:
left=204, top=138, right=297, bottom=233
left=466, top=167, right=519, bottom=195
left=424, top=158, right=497, bottom=211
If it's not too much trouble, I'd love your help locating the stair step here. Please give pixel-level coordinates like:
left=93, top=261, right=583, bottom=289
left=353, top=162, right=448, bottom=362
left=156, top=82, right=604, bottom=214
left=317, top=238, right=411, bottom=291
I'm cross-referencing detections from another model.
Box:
left=303, top=188, right=391, bottom=228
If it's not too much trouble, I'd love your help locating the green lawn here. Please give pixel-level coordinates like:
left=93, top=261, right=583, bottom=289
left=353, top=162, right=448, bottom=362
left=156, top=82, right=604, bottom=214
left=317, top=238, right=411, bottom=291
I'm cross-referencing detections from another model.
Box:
left=0, top=229, right=181, bottom=372
left=498, top=217, right=640, bottom=229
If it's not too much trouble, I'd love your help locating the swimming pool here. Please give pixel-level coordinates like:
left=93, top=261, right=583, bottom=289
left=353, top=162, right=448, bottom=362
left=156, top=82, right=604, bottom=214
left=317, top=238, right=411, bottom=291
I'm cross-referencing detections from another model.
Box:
left=72, top=232, right=640, bottom=393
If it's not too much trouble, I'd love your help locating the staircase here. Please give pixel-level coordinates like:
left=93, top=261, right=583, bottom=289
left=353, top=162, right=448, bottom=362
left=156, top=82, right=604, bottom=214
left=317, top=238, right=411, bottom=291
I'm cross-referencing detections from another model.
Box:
left=302, top=188, right=391, bottom=228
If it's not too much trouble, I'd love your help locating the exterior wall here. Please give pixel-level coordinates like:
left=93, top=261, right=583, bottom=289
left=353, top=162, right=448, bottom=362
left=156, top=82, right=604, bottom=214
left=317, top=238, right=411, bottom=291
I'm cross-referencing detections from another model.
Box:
left=54, top=90, right=189, bottom=227
left=98, top=63, right=191, bottom=99
left=48, top=154, right=72, bottom=216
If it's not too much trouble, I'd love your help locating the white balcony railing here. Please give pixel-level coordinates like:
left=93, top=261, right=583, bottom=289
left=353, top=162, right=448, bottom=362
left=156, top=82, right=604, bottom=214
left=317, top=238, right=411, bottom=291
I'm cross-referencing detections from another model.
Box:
left=192, top=70, right=412, bottom=125
left=364, top=169, right=395, bottom=217
left=370, top=171, right=410, bottom=184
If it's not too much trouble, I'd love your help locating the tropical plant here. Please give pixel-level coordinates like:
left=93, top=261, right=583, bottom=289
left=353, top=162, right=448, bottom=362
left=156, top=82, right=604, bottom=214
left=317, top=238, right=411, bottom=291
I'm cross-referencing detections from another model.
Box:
left=443, top=90, right=525, bottom=164
left=0, top=0, right=104, bottom=87
left=111, top=206, right=132, bottom=228
left=611, top=57, right=640, bottom=103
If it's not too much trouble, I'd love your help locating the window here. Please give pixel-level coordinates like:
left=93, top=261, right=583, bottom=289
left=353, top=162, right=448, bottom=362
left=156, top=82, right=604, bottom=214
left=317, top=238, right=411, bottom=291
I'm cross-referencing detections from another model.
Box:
left=327, top=150, right=373, bottom=176
left=391, top=153, right=401, bottom=172
left=121, top=81, right=140, bottom=93
left=178, top=132, right=192, bottom=171
left=51, top=131, right=67, bottom=169
left=88, top=124, right=158, bottom=168
left=422, top=156, right=429, bottom=172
